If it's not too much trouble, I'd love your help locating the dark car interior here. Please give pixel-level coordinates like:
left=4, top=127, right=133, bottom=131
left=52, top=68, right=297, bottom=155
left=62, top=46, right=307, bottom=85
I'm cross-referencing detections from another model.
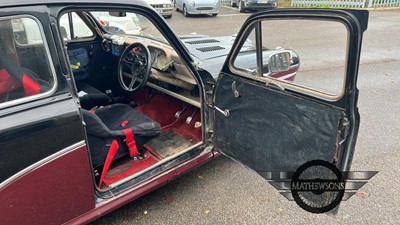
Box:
left=0, top=9, right=204, bottom=191
left=60, top=11, right=204, bottom=189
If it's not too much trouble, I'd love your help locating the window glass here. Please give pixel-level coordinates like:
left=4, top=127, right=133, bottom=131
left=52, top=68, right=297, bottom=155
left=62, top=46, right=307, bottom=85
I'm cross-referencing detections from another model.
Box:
left=233, top=19, right=348, bottom=97
left=60, top=12, right=94, bottom=40
left=12, top=18, right=43, bottom=45
left=90, top=11, right=167, bottom=43
left=233, top=28, right=258, bottom=75
left=0, top=17, right=55, bottom=105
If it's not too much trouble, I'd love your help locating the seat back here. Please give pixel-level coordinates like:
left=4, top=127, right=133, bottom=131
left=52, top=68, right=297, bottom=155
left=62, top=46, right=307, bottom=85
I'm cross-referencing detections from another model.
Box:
left=81, top=109, right=115, bottom=137
left=0, top=49, right=51, bottom=98
left=67, top=48, right=90, bottom=81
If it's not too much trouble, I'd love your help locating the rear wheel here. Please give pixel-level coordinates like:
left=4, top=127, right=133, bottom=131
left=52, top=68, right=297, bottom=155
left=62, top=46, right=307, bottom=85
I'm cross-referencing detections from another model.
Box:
left=212, top=13, right=218, bottom=17
left=183, top=5, right=190, bottom=17
left=230, top=0, right=237, bottom=7
left=239, top=1, right=245, bottom=13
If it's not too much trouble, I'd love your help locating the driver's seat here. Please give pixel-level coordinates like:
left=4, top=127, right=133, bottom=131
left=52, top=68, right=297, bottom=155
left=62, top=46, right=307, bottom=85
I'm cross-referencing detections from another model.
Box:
left=68, top=47, right=111, bottom=109
left=82, top=103, right=161, bottom=184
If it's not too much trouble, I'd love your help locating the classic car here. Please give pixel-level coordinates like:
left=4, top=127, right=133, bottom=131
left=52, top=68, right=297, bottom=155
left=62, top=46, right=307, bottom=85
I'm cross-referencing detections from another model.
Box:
left=230, top=0, right=277, bottom=13
left=0, top=0, right=368, bottom=224
left=174, top=0, right=219, bottom=17
left=146, top=0, right=173, bottom=18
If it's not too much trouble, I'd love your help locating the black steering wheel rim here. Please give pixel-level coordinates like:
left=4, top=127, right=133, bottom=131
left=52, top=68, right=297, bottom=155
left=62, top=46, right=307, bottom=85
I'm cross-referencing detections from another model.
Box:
left=117, top=43, right=151, bottom=92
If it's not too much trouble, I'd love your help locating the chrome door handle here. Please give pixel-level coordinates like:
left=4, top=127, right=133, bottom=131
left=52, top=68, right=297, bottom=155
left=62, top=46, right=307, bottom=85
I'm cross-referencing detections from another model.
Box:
left=214, top=106, right=230, bottom=117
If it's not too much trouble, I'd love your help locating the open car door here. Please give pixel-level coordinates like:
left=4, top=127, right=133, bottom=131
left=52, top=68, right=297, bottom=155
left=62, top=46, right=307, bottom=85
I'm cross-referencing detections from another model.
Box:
left=213, top=9, right=368, bottom=212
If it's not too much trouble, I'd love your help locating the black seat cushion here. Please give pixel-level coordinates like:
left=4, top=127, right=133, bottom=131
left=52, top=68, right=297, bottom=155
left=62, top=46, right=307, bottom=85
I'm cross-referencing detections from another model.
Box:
left=76, top=82, right=111, bottom=110
left=82, top=103, right=161, bottom=168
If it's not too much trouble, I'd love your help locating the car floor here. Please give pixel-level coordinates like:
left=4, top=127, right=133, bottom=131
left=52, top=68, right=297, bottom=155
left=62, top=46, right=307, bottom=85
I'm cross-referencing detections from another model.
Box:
left=101, top=93, right=202, bottom=187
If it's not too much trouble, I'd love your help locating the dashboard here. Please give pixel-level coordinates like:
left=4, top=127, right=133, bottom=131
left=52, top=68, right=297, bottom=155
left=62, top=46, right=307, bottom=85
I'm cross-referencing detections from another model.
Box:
left=101, top=34, right=197, bottom=87
left=101, top=34, right=201, bottom=107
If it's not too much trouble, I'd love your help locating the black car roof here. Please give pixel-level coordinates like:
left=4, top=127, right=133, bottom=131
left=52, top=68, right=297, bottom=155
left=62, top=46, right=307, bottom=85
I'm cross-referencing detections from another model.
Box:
left=0, top=0, right=149, bottom=8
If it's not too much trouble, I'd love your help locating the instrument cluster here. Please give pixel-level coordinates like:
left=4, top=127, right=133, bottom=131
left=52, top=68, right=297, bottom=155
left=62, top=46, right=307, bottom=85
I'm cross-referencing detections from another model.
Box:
left=149, top=47, right=169, bottom=71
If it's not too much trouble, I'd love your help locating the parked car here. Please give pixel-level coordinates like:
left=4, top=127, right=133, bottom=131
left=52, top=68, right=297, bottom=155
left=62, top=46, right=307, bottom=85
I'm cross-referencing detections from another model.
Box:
left=230, top=0, right=277, bottom=13
left=0, top=0, right=368, bottom=223
left=175, top=0, right=219, bottom=17
left=146, top=0, right=173, bottom=18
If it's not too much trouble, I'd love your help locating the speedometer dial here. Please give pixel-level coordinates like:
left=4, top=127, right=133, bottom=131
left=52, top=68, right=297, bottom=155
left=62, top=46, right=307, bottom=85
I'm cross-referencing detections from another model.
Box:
left=156, top=53, right=167, bottom=70
left=150, top=50, right=157, bottom=65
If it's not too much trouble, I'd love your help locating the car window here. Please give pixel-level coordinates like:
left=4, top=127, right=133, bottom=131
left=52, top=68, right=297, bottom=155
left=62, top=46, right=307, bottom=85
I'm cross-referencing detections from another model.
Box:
left=232, top=19, right=348, bottom=98
left=233, top=29, right=258, bottom=75
left=60, top=12, right=94, bottom=40
left=90, top=11, right=167, bottom=43
left=0, top=16, right=55, bottom=106
left=11, top=18, right=43, bottom=45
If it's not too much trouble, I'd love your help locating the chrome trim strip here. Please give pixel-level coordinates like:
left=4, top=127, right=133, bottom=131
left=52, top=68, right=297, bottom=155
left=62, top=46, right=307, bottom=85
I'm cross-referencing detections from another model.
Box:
left=0, top=15, right=59, bottom=110
left=0, top=140, right=86, bottom=190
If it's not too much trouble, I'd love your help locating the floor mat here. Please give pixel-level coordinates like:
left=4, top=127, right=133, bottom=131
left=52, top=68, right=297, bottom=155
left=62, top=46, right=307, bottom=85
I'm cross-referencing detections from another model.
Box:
left=134, top=94, right=186, bottom=127
left=146, top=130, right=193, bottom=159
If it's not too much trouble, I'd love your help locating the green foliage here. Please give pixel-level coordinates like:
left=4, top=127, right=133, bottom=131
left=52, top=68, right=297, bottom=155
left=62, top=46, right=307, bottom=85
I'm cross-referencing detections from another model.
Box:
left=278, top=0, right=292, bottom=8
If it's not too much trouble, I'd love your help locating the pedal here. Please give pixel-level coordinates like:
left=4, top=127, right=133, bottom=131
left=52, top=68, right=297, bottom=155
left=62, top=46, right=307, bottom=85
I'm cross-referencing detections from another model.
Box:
left=186, top=109, right=199, bottom=124
left=175, top=104, right=190, bottom=118
left=194, top=121, right=202, bottom=128
left=186, top=116, right=193, bottom=124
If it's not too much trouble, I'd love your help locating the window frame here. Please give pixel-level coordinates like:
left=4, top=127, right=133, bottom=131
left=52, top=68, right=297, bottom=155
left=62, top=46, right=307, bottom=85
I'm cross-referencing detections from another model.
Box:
left=0, top=14, right=58, bottom=109
left=59, top=12, right=96, bottom=42
left=228, top=18, right=350, bottom=102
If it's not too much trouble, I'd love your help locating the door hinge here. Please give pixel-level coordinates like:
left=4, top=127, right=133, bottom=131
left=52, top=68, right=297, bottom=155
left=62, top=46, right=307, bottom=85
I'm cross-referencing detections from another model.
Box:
left=338, top=116, right=350, bottom=145
left=206, top=86, right=214, bottom=94
left=333, top=116, right=350, bottom=163
left=208, top=130, right=214, bottom=140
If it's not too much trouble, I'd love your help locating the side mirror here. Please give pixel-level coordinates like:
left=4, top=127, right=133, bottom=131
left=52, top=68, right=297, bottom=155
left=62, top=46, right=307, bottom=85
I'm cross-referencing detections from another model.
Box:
left=265, top=50, right=300, bottom=79
left=269, top=52, right=291, bottom=73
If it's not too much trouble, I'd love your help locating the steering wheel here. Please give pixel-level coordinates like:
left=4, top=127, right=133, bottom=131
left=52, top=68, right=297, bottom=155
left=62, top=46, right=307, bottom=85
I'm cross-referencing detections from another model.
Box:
left=118, top=43, right=151, bottom=92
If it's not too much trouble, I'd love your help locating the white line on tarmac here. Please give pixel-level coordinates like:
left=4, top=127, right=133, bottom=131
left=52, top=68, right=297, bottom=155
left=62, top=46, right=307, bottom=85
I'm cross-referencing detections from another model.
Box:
left=217, top=13, right=249, bottom=17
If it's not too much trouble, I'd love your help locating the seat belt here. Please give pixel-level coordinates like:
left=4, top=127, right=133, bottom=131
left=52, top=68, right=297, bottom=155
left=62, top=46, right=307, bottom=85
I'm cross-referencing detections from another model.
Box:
left=98, top=140, right=119, bottom=188
left=122, top=128, right=139, bottom=157
left=98, top=129, right=139, bottom=187
left=98, top=125, right=139, bottom=187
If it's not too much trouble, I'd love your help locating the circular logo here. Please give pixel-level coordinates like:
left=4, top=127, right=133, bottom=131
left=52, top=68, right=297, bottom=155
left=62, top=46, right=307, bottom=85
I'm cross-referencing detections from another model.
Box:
left=291, top=160, right=345, bottom=213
